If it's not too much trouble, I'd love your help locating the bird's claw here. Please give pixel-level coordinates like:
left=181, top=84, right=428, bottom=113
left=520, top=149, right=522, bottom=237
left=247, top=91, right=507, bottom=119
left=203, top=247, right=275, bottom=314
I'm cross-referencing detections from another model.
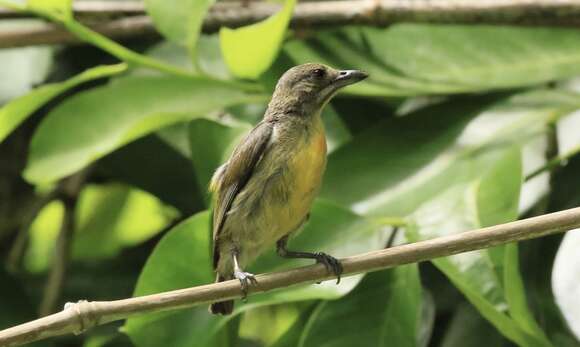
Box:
left=314, top=252, right=343, bottom=284
left=234, top=270, right=258, bottom=300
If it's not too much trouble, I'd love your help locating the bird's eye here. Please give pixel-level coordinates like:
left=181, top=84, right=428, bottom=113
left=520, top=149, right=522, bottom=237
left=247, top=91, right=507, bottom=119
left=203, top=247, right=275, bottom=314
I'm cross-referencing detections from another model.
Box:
left=312, top=68, right=325, bottom=78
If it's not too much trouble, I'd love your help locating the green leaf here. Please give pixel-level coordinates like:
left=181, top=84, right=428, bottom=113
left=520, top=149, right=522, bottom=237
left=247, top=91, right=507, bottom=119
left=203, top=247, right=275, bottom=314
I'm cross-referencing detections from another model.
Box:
left=72, top=183, right=178, bottom=260
left=24, top=200, right=63, bottom=273
left=24, top=183, right=177, bottom=272
left=24, top=76, right=266, bottom=184
left=299, top=265, right=422, bottom=347
left=0, top=64, right=127, bottom=143
left=504, top=243, right=549, bottom=341
left=369, top=24, right=580, bottom=90
left=476, top=147, right=522, bottom=227
left=477, top=148, right=551, bottom=345
left=144, top=0, right=214, bottom=56
left=287, top=26, right=580, bottom=95
left=220, top=0, right=296, bottom=79
left=408, top=146, right=552, bottom=347
left=27, top=0, right=72, bottom=20
left=321, top=91, right=577, bottom=217
left=124, top=201, right=383, bottom=347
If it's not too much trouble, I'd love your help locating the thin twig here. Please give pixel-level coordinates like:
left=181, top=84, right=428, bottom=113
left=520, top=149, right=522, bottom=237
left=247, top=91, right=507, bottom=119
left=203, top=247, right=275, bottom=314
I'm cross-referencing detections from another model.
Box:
left=6, top=190, right=58, bottom=273
left=0, top=206, right=579, bottom=347
left=4, top=0, right=580, bottom=48
left=525, top=143, right=580, bottom=181
left=38, top=172, right=88, bottom=317
left=386, top=227, right=399, bottom=248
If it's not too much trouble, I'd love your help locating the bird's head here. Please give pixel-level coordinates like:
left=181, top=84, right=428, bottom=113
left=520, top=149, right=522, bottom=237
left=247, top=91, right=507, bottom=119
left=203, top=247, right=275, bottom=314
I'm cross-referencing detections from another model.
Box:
left=268, top=63, right=368, bottom=117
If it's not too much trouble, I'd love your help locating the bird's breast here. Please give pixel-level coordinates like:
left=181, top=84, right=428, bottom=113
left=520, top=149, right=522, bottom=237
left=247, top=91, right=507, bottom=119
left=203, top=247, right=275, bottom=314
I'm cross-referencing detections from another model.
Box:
left=279, top=119, right=327, bottom=229
left=288, top=126, right=327, bottom=200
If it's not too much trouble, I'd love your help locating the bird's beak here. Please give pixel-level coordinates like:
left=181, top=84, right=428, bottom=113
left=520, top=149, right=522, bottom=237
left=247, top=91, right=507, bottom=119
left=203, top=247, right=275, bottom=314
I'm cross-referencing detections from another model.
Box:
left=333, top=70, right=369, bottom=88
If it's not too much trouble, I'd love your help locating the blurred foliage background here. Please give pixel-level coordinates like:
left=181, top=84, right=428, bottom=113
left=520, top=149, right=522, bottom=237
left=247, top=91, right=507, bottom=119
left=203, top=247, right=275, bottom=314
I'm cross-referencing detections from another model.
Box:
left=1, top=0, right=580, bottom=346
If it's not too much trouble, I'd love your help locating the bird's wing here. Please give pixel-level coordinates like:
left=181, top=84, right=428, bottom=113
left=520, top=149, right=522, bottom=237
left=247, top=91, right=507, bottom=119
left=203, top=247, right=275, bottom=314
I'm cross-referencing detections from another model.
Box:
left=210, top=120, right=274, bottom=269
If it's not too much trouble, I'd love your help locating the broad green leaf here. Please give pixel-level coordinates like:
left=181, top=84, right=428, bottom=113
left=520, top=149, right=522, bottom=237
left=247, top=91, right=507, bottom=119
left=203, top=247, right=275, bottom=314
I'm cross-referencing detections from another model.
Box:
left=504, top=243, right=550, bottom=344
left=478, top=148, right=551, bottom=345
left=0, top=64, right=127, bottom=143
left=24, top=76, right=266, bottom=184
left=220, top=0, right=296, bottom=79
left=408, top=147, right=551, bottom=347
left=124, top=201, right=384, bottom=347
left=72, top=183, right=178, bottom=260
left=476, top=146, right=522, bottom=227
left=27, top=0, right=71, bottom=20
left=474, top=147, right=532, bottom=329
left=144, top=0, right=214, bottom=55
left=299, top=265, right=422, bottom=347
left=288, top=26, right=580, bottom=95
left=24, top=183, right=177, bottom=272
left=369, top=25, right=580, bottom=90
left=25, top=200, right=63, bottom=273
left=316, top=30, right=466, bottom=95
left=321, top=91, right=579, bottom=217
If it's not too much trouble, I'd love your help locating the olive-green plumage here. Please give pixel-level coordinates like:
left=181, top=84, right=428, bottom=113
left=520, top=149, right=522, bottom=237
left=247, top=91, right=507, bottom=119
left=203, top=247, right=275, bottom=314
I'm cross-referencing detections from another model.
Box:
left=209, top=63, right=368, bottom=315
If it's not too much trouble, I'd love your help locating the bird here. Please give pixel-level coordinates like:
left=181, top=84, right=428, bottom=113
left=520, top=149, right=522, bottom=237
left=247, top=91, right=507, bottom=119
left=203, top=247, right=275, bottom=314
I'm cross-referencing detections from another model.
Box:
left=208, top=63, right=368, bottom=315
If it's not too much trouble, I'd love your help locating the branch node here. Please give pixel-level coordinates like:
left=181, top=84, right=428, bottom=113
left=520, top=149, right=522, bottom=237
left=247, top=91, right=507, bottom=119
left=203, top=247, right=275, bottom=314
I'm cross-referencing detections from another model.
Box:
left=64, top=300, right=99, bottom=335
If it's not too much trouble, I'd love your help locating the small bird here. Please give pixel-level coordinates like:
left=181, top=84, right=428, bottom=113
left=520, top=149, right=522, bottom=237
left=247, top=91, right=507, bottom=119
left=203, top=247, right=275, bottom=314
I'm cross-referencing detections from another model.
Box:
left=208, top=63, right=368, bottom=315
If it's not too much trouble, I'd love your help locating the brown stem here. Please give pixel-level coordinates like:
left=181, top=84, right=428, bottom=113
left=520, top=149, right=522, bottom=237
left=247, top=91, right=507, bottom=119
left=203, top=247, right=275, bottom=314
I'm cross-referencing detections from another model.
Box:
left=38, top=172, right=88, bottom=317
left=0, top=206, right=579, bottom=347
left=38, top=196, right=76, bottom=317
left=4, top=0, right=580, bottom=48
left=6, top=191, right=58, bottom=274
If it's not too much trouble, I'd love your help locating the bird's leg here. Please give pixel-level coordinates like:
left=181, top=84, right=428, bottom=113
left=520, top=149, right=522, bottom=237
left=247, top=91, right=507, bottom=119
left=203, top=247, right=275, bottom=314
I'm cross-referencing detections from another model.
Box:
left=232, top=249, right=257, bottom=300
left=276, top=236, right=343, bottom=284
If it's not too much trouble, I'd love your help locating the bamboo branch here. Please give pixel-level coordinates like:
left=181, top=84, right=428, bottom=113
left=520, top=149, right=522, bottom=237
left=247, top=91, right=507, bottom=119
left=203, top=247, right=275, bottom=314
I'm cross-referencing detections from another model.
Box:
left=0, top=207, right=579, bottom=347
left=3, top=0, right=580, bottom=48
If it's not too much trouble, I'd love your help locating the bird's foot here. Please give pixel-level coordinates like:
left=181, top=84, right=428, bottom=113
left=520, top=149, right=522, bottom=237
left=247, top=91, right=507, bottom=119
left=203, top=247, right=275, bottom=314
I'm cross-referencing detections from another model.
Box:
left=234, top=270, right=258, bottom=300
left=314, top=252, right=343, bottom=284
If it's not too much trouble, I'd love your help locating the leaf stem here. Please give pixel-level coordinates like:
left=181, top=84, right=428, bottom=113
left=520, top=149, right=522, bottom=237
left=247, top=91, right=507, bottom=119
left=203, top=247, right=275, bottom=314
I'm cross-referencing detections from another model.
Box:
left=525, top=143, right=580, bottom=181
left=62, top=20, right=194, bottom=77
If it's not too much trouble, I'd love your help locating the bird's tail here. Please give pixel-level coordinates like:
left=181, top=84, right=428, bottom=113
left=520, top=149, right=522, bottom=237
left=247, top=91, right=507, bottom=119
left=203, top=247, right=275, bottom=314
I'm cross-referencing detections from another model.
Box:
left=208, top=274, right=234, bottom=315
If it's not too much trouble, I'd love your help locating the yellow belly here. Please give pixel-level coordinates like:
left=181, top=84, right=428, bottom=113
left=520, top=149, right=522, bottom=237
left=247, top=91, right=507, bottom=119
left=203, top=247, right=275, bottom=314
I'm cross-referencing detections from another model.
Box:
left=219, top=119, right=327, bottom=269
left=288, top=129, right=327, bottom=216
